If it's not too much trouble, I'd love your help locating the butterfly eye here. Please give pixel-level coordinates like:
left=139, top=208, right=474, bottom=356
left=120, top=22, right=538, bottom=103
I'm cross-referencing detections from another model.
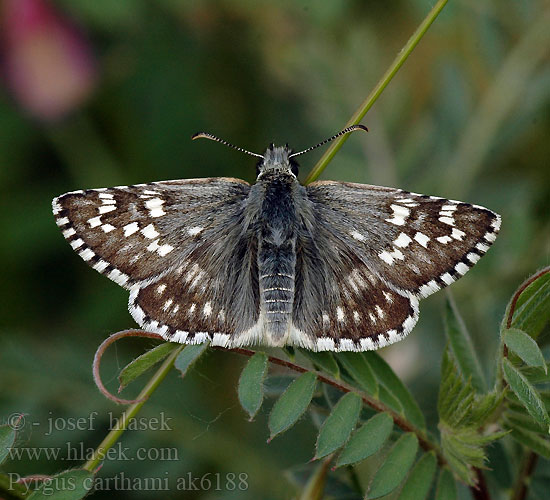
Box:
left=269, top=143, right=274, bottom=150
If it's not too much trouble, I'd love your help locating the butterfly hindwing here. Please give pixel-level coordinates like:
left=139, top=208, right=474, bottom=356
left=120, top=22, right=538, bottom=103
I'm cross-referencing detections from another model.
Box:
left=292, top=207, right=418, bottom=351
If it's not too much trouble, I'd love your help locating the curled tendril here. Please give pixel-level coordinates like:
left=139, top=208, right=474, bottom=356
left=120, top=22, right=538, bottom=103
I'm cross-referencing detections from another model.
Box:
left=93, top=329, right=163, bottom=404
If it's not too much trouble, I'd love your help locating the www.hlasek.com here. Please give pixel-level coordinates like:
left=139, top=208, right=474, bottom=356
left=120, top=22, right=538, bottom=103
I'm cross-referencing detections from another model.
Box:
left=7, top=472, right=250, bottom=494
left=8, top=442, right=179, bottom=462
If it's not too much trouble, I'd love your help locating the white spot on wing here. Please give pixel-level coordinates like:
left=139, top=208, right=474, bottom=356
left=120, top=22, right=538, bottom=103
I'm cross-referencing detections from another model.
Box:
left=147, top=239, right=160, bottom=252
left=455, top=262, right=469, bottom=275
left=79, top=248, right=95, bottom=261
left=93, top=260, right=109, bottom=272
left=203, top=302, right=212, bottom=317
left=88, top=216, right=102, bottom=228
left=338, top=339, right=355, bottom=351
left=70, top=238, right=84, bottom=249
left=212, top=333, right=230, bottom=347
left=188, top=226, right=204, bottom=236
left=379, top=251, right=394, bottom=265
left=385, top=204, right=410, bottom=226
left=414, top=232, right=430, bottom=248
left=157, top=244, right=174, bottom=256
left=99, top=205, right=116, bottom=214
left=467, top=252, right=480, bottom=264
left=360, top=338, right=376, bottom=350
left=394, top=233, right=412, bottom=248
left=141, top=224, right=159, bottom=239
left=439, top=216, right=455, bottom=226
left=123, top=222, right=139, bottom=236
left=108, top=269, right=129, bottom=286
left=150, top=207, right=165, bottom=217
left=350, top=230, right=366, bottom=242
left=476, top=242, right=490, bottom=253
left=441, top=273, right=455, bottom=285
left=101, top=224, right=116, bottom=233
left=451, top=228, right=466, bottom=240
left=336, top=307, right=345, bottom=322
left=419, top=279, right=440, bottom=298
left=317, top=337, right=335, bottom=351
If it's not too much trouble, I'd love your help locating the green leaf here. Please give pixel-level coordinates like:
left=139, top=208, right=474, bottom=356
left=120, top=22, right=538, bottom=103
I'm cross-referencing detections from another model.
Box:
left=438, top=348, right=505, bottom=484
left=300, top=349, right=340, bottom=379
left=367, top=433, right=419, bottom=499
left=0, top=423, right=17, bottom=465
left=27, top=469, right=94, bottom=500
left=509, top=269, right=550, bottom=339
left=335, top=412, right=393, bottom=468
left=238, top=352, right=268, bottom=421
left=504, top=409, right=547, bottom=434
left=364, top=352, right=425, bottom=429
left=268, top=372, right=317, bottom=440
left=314, top=392, right=362, bottom=459
left=503, top=328, right=547, bottom=373
left=397, top=452, right=437, bottom=500
left=521, top=364, right=550, bottom=384
left=118, top=342, right=179, bottom=390
left=337, top=352, right=378, bottom=396
left=378, top=385, right=403, bottom=415
left=174, top=342, right=209, bottom=377
left=502, top=358, right=550, bottom=431
left=444, top=297, right=486, bottom=392
left=503, top=420, right=550, bottom=458
left=434, top=468, right=457, bottom=500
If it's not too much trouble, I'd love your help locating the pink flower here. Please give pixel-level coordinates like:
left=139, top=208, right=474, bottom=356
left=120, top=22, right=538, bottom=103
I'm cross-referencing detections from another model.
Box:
left=1, top=0, right=97, bottom=121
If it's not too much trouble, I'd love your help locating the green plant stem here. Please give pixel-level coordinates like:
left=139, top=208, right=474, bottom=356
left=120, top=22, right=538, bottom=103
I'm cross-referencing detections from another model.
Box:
left=511, top=451, right=538, bottom=500
left=304, top=0, right=449, bottom=184
left=82, top=344, right=185, bottom=472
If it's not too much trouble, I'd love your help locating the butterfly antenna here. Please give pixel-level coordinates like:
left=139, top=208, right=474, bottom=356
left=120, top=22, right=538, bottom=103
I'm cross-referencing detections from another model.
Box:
left=192, top=132, right=264, bottom=159
left=288, top=124, right=368, bottom=158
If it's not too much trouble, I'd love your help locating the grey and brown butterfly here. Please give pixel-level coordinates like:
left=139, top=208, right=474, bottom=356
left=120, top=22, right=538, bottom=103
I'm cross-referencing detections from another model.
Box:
left=53, top=142, right=500, bottom=352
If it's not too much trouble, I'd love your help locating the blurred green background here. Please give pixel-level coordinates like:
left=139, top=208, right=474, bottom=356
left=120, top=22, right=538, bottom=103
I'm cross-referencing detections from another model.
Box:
left=1, top=0, right=549, bottom=498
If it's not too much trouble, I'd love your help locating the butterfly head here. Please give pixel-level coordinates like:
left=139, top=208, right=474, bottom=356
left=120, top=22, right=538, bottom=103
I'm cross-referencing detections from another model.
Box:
left=256, top=144, right=299, bottom=179
left=192, top=125, right=368, bottom=182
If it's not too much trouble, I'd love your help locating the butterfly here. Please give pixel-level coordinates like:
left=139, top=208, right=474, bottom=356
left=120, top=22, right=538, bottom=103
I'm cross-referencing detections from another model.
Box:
left=52, top=126, right=500, bottom=351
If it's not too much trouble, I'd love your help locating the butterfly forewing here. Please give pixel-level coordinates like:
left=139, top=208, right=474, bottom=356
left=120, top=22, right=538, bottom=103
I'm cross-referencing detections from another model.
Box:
left=306, top=181, right=500, bottom=299
left=53, top=178, right=251, bottom=287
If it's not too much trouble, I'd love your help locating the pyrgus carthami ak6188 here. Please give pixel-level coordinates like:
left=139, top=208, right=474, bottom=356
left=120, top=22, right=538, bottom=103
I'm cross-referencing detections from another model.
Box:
left=52, top=126, right=500, bottom=352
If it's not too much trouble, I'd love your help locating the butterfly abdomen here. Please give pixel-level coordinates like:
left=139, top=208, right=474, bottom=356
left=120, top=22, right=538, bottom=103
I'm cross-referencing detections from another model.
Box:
left=256, top=172, right=299, bottom=346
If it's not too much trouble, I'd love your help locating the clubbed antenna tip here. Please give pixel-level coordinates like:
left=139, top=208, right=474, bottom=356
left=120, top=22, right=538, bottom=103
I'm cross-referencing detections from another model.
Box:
left=288, top=124, right=368, bottom=158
